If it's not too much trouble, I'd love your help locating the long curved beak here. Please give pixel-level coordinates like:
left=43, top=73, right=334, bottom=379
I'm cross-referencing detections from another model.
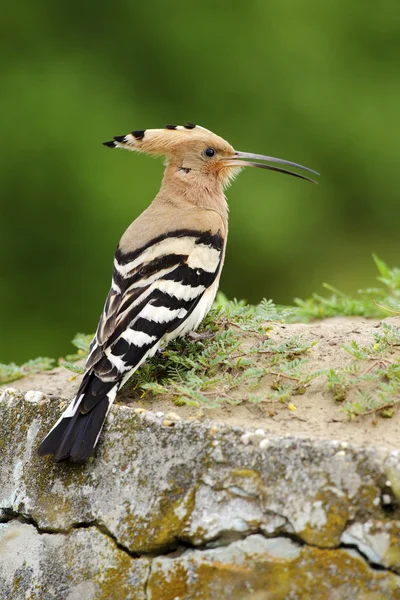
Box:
left=224, top=151, right=320, bottom=183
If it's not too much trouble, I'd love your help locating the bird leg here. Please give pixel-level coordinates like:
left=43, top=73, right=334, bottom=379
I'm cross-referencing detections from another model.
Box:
left=187, top=329, right=215, bottom=342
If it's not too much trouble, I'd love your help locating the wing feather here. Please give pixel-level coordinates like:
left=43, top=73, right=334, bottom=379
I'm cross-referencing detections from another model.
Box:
left=85, top=229, right=224, bottom=396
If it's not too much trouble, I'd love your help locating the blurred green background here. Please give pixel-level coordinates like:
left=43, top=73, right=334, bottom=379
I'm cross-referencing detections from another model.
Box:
left=1, top=1, right=399, bottom=363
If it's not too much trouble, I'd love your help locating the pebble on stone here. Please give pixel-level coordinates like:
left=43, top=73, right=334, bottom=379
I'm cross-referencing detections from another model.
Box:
left=24, top=391, right=46, bottom=404
left=165, top=412, right=181, bottom=421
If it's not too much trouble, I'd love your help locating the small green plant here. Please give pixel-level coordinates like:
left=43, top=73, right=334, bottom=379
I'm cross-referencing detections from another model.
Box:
left=61, top=332, right=93, bottom=374
left=0, top=357, right=55, bottom=385
left=327, top=368, right=349, bottom=402
left=326, top=322, right=400, bottom=417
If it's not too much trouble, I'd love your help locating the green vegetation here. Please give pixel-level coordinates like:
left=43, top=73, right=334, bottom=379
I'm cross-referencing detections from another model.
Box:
left=292, top=255, right=400, bottom=321
left=2, top=256, right=400, bottom=419
left=327, top=322, right=400, bottom=418
left=133, top=298, right=322, bottom=410
left=60, top=332, right=93, bottom=373
left=0, top=333, right=91, bottom=385
left=0, top=357, right=55, bottom=385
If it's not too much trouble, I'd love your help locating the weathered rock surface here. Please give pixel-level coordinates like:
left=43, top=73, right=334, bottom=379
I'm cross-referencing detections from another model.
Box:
left=0, top=521, right=149, bottom=600
left=1, top=388, right=400, bottom=599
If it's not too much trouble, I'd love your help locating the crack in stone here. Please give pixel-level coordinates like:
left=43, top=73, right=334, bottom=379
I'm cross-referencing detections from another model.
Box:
left=0, top=507, right=139, bottom=560
left=1, top=508, right=398, bottom=577
left=339, top=542, right=388, bottom=572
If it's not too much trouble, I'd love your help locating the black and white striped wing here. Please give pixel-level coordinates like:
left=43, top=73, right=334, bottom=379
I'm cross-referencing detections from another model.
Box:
left=84, top=229, right=224, bottom=406
left=38, top=229, right=224, bottom=461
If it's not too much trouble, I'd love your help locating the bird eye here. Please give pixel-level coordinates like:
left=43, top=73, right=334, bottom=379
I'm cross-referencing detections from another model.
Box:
left=203, top=147, right=216, bottom=158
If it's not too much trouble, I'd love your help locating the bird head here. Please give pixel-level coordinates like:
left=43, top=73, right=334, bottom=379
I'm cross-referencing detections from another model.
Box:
left=103, top=123, right=318, bottom=187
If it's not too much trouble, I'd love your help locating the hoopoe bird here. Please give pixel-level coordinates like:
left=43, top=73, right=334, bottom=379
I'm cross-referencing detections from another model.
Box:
left=38, top=123, right=318, bottom=462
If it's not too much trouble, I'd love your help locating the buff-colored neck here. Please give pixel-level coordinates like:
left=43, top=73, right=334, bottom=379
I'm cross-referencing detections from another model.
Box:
left=156, top=163, right=229, bottom=224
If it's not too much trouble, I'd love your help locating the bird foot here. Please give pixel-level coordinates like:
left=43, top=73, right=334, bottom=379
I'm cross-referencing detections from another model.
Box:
left=187, top=329, right=215, bottom=342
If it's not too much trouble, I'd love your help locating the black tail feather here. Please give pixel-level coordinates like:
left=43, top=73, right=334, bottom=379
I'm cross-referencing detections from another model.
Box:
left=37, top=397, right=110, bottom=463
left=69, top=397, right=109, bottom=462
left=38, top=375, right=118, bottom=462
left=37, top=417, right=74, bottom=458
left=54, top=409, right=92, bottom=462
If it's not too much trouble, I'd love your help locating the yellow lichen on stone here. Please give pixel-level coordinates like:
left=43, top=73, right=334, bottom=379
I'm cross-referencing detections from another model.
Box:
left=295, top=489, right=350, bottom=548
left=122, top=485, right=198, bottom=553
left=148, top=538, right=400, bottom=600
left=94, top=554, right=149, bottom=600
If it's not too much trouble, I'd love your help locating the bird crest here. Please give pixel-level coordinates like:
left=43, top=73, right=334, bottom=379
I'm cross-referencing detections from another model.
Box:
left=103, top=122, right=235, bottom=160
